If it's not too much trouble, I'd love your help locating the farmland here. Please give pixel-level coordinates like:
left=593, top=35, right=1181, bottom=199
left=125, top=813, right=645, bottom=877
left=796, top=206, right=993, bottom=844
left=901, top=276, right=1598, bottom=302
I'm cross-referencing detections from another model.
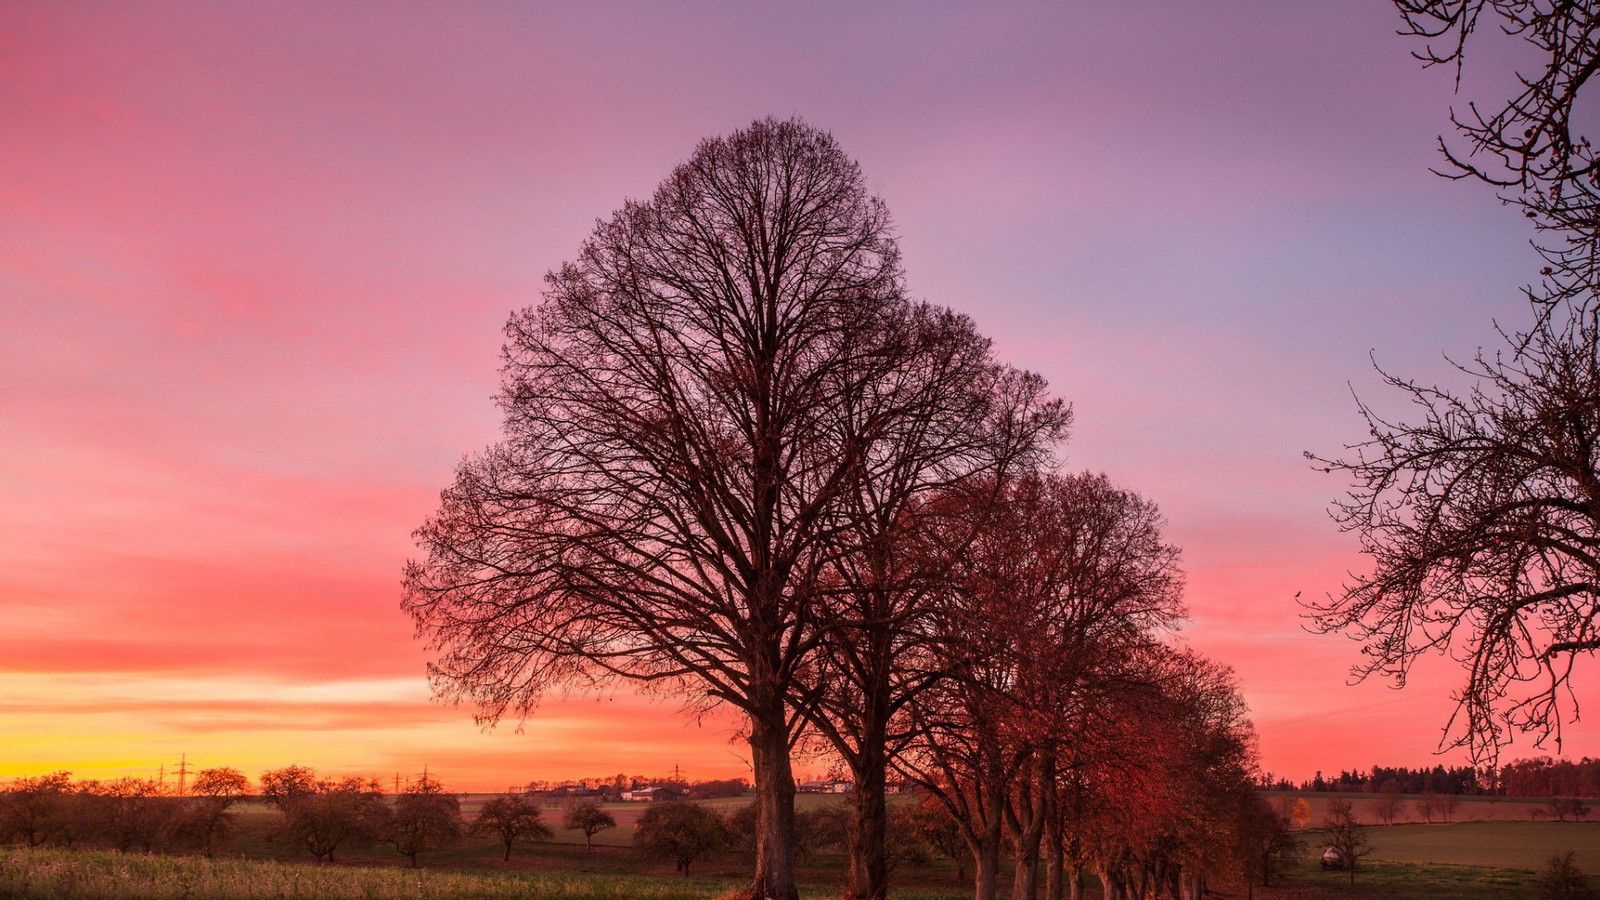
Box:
left=3, top=794, right=1599, bottom=899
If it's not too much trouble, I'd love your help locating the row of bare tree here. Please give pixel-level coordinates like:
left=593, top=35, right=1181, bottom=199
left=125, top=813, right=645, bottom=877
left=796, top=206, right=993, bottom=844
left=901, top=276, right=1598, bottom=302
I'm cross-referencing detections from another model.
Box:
left=401, top=117, right=1290, bottom=900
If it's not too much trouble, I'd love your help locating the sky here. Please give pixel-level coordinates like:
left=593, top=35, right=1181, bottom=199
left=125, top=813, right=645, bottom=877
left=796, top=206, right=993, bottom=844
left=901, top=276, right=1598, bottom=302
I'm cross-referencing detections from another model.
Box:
left=3, top=1, right=1595, bottom=792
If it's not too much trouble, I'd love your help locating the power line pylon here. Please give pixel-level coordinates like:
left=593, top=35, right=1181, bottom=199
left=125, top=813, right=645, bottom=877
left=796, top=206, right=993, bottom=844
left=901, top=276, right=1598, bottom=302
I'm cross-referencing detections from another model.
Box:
left=172, top=753, right=192, bottom=796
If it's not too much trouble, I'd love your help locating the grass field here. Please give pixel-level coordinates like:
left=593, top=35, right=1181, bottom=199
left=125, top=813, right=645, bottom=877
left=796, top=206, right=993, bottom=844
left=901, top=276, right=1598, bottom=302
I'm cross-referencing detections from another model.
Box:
left=1361, top=821, right=1600, bottom=870
left=1270, top=857, right=1537, bottom=899
left=0, top=846, right=748, bottom=899
left=0, top=845, right=973, bottom=900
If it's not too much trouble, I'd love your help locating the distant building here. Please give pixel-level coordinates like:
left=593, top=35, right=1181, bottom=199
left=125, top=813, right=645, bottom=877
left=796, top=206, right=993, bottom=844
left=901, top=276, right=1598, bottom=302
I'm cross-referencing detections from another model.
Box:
left=537, top=784, right=603, bottom=800
left=798, top=779, right=853, bottom=794
left=622, top=786, right=676, bottom=802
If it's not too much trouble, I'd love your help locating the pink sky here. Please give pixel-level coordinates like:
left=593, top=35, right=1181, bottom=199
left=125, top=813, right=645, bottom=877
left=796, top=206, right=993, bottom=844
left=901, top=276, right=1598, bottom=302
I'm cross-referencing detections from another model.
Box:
left=3, top=2, right=1595, bottom=791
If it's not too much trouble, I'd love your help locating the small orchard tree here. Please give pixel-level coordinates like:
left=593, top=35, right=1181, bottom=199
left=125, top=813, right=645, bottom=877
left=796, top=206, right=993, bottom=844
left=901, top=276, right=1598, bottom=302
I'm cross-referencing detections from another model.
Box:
left=634, top=800, right=733, bottom=876
left=563, top=799, right=616, bottom=851
left=382, top=772, right=462, bottom=868
left=1549, top=797, right=1591, bottom=822
left=90, top=776, right=173, bottom=853
left=905, top=797, right=967, bottom=885
left=0, top=772, right=77, bottom=847
left=184, top=767, right=250, bottom=856
left=1374, top=794, right=1407, bottom=827
left=471, top=793, right=552, bottom=861
left=1438, top=793, right=1461, bottom=823
left=1416, top=794, right=1439, bottom=824
left=1323, top=799, right=1373, bottom=887
left=1236, top=797, right=1301, bottom=892
left=260, top=766, right=386, bottom=864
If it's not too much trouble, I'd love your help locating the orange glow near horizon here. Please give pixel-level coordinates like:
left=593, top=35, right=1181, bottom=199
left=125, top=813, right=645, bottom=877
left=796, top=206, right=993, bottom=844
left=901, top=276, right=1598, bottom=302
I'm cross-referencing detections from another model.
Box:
left=1, top=672, right=757, bottom=791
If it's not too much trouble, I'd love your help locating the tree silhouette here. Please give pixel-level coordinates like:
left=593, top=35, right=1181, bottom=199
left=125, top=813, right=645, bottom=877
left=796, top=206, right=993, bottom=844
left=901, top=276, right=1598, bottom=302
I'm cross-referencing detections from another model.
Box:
left=895, top=471, right=1185, bottom=900
left=633, top=800, right=732, bottom=877
left=185, top=767, right=249, bottom=857
left=404, top=117, right=1016, bottom=900
left=260, top=766, right=385, bottom=864
left=796, top=336, right=1066, bottom=900
left=381, top=772, right=462, bottom=868
left=563, top=799, right=616, bottom=851
left=1308, top=313, right=1600, bottom=761
left=1322, top=799, right=1372, bottom=887
left=470, top=793, right=552, bottom=861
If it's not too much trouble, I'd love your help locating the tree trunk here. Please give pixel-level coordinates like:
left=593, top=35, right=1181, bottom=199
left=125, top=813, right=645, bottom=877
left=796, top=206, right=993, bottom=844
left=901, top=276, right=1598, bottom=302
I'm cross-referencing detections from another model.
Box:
left=1007, top=760, right=1047, bottom=900
left=1042, top=794, right=1063, bottom=900
left=844, top=672, right=896, bottom=896
left=972, top=761, right=1006, bottom=900
left=845, top=728, right=889, bottom=900
left=1098, top=864, right=1125, bottom=900
left=744, top=703, right=799, bottom=900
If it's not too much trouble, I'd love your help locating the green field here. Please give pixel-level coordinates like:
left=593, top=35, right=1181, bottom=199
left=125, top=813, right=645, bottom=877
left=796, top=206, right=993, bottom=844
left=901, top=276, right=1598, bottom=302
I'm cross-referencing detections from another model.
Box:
left=1305, top=820, right=1600, bottom=871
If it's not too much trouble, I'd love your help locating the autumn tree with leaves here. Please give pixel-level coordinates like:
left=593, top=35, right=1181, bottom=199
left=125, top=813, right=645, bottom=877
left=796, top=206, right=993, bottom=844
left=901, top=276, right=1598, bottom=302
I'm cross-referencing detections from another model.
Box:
left=895, top=471, right=1185, bottom=900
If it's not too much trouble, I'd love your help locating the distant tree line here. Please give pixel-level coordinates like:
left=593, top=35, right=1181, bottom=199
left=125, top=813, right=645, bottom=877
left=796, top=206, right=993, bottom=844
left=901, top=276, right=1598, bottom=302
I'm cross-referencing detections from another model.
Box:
left=1265, top=764, right=1484, bottom=796
left=1260, top=757, right=1600, bottom=798
left=1498, top=758, right=1600, bottom=800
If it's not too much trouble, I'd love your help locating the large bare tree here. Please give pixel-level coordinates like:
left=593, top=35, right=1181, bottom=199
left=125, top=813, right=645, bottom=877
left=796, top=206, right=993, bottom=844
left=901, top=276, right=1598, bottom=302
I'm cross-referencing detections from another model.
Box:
left=1308, top=311, right=1600, bottom=761
left=402, top=117, right=1023, bottom=900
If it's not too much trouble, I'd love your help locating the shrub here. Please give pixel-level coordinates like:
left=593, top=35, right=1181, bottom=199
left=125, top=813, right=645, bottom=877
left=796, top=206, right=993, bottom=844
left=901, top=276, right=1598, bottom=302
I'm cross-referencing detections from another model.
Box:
left=1535, top=852, right=1599, bottom=900
left=632, top=800, right=732, bottom=876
